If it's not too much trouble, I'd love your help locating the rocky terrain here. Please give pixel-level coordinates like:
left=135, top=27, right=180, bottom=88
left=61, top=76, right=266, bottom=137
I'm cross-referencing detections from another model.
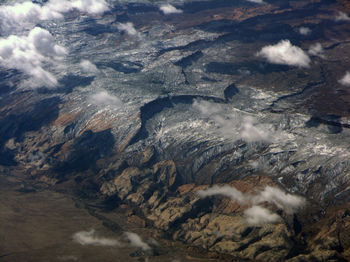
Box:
left=1, top=0, right=350, bottom=261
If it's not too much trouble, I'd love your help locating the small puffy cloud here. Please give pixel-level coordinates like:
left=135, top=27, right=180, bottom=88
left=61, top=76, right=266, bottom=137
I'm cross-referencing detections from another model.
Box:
left=0, top=0, right=109, bottom=34
left=252, top=186, right=306, bottom=214
left=29, top=27, right=67, bottom=58
left=44, top=0, right=109, bottom=16
left=89, top=90, right=122, bottom=107
left=335, top=11, right=350, bottom=22
left=197, top=185, right=248, bottom=204
left=0, top=2, right=54, bottom=34
left=69, top=0, right=110, bottom=15
left=192, top=99, right=222, bottom=116
left=43, top=0, right=77, bottom=18
left=244, top=206, right=280, bottom=225
left=257, top=40, right=311, bottom=67
left=245, top=0, right=264, bottom=3
left=240, top=116, right=271, bottom=142
left=148, top=238, right=159, bottom=247
left=80, top=60, right=99, bottom=73
left=308, top=43, right=324, bottom=58
left=198, top=185, right=306, bottom=224
left=0, top=27, right=66, bottom=88
left=339, top=72, right=350, bottom=86
left=73, top=229, right=120, bottom=246
left=198, top=185, right=305, bottom=214
left=159, top=4, right=183, bottom=14
left=124, top=232, right=151, bottom=251
left=298, top=27, right=311, bottom=35
left=117, top=22, right=139, bottom=36
left=193, top=100, right=276, bottom=143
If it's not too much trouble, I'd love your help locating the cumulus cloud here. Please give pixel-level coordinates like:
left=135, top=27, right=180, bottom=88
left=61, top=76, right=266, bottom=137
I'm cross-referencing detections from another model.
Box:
left=244, top=206, right=280, bottom=225
left=335, top=11, right=350, bottom=22
left=0, top=0, right=109, bottom=87
left=257, top=40, right=311, bottom=67
left=308, top=43, right=324, bottom=58
left=124, top=232, right=151, bottom=251
left=117, top=22, right=139, bottom=36
left=298, top=27, right=311, bottom=35
left=240, top=116, right=271, bottom=142
left=89, top=90, right=122, bottom=107
left=193, top=100, right=275, bottom=143
left=198, top=185, right=305, bottom=224
left=198, top=185, right=305, bottom=213
left=252, top=186, right=306, bottom=214
left=0, top=0, right=109, bottom=34
left=339, top=72, right=350, bottom=86
left=159, top=4, right=183, bottom=14
left=29, top=27, right=67, bottom=57
left=0, top=2, right=57, bottom=34
left=80, top=60, right=99, bottom=73
left=68, top=0, right=110, bottom=15
left=197, top=185, right=248, bottom=204
left=73, top=229, right=120, bottom=246
left=193, top=99, right=221, bottom=116
left=0, top=27, right=66, bottom=88
left=245, top=0, right=264, bottom=3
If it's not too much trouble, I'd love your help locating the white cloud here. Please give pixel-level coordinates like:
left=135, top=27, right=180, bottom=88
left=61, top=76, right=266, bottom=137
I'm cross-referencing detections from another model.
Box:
left=124, top=232, right=151, bottom=251
left=80, top=60, right=99, bottom=73
left=252, top=186, right=306, bottom=214
left=42, top=0, right=77, bottom=18
left=0, top=27, right=66, bottom=88
left=257, top=40, right=311, bottom=67
left=0, top=0, right=109, bottom=34
left=308, top=43, right=324, bottom=58
left=148, top=238, right=159, bottom=247
left=69, top=0, right=110, bottom=15
left=29, top=27, right=67, bottom=58
left=240, top=116, right=271, bottom=142
left=0, top=0, right=110, bottom=87
left=339, top=72, right=350, bottom=86
left=159, top=4, right=183, bottom=14
left=197, top=185, right=248, bottom=204
left=193, top=99, right=221, bottom=116
left=335, top=11, right=350, bottom=22
left=298, top=27, right=311, bottom=35
left=198, top=185, right=305, bottom=224
left=44, top=0, right=109, bottom=16
left=245, top=0, right=264, bottom=3
left=193, top=100, right=276, bottom=143
left=0, top=2, right=55, bottom=34
left=244, top=206, right=280, bottom=225
left=73, top=229, right=120, bottom=246
left=89, top=90, right=122, bottom=107
left=117, top=22, right=139, bottom=36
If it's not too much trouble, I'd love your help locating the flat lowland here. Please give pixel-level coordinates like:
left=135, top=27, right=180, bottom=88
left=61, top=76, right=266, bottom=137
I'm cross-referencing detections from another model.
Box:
left=0, top=173, right=220, bottom=262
